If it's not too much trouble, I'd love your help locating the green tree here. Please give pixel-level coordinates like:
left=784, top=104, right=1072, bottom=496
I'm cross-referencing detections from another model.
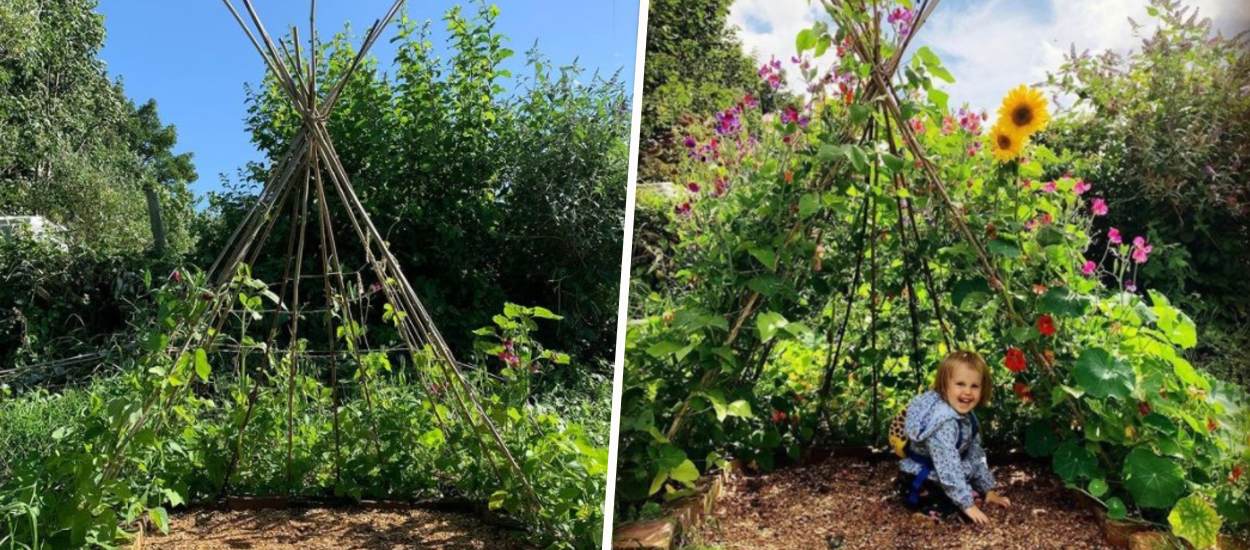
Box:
left=1043, top=0, right=1250, bottom=383
left=0, top=0, right=196, bottom=255
left=200, top=4, right=630, bottom=364
left=126, top=99, right=198, bottom=257
left=639, top=0, right=781, bottom=181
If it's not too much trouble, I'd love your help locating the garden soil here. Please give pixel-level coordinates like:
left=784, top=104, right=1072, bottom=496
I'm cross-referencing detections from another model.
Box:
left=690, top=455, right=1112, bottom=549
left=144, top=506, right=530, bottom=549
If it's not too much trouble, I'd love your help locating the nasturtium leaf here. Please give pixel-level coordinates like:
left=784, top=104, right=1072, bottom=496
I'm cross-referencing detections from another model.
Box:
left=1052, top=442, right=1098, bottom=482
left=1215, top=488, right=1250, bottom=525
left=756, top=311, right=788, bottom=342
left=1169, top=494, right=1221, bottom=549
left=1024, top=421, right=1061, bottom=457
left=987, top=238, right=1021, bottom=258
left=1106, top=497, right=1128, bottom=520
left=1035, top=225, right=1066, bottom=246
left=149, top=506, right=170, bottom=534
left=1170, top=356, right=1210, bottom=391
left=655, top=444, right=687, bottom=471
left=1122, top=447, right=1186, bottom=509
left=1088, top=478, right=1109, bottom=498
left=194, top=348, right=210, bottom=383
left=1149, top=290, right=1197, bottom=349
left=699, top=389, right=729, bottom=421
left=1074, top=348, right=1133, bottom=400
left=670, top=459, right=700, bottom=484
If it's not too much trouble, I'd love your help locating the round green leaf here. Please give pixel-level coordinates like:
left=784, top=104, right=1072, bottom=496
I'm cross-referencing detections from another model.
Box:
left=1106, top=497, right=1127, bottom=520
left=670, top=459, right=700, bottom=484
left=1088, top=478, right=1109, bottom=498
left=1122, top=447, right=1186, bottom=509
left=1169, top=494, right=1221, bottom=549
left=1052, top=441, right=1097, bottom=482
left=1074, top=348, right=1133, bottom=400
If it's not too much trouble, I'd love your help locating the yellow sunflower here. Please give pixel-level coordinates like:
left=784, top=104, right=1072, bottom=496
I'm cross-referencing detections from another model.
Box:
left=996, top=85, right=1050, bottom=137
left=989, top=122, right=1025, bottom=162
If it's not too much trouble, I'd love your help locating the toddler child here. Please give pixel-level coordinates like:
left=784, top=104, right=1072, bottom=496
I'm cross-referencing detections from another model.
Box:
left=896, top=350, right=1011, bottom=524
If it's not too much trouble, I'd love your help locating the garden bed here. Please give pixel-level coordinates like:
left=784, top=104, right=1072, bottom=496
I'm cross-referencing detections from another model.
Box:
left=141, top=502, right=531, bottom=549
left=688, top=454, right=1112, bottom=549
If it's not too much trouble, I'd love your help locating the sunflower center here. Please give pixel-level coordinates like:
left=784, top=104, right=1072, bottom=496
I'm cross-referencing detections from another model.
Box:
left=997, top=134, right=1012, bottom=149
left=1012, top=105, right=1034, bottom=126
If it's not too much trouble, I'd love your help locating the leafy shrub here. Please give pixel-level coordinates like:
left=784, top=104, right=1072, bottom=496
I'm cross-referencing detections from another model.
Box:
left=616, top=3, right=1248, bottom=545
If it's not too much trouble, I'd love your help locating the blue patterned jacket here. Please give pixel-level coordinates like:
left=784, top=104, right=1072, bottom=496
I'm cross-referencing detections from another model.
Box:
left=898, top=390, right=995, bottom=509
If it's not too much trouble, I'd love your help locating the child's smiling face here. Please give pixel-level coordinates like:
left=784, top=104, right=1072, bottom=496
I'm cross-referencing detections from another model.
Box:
left=943, top=362, right=983, bottom=414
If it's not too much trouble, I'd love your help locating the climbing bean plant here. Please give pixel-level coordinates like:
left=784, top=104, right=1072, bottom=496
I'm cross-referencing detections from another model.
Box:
left=617, top=1, right=1247, bottom=546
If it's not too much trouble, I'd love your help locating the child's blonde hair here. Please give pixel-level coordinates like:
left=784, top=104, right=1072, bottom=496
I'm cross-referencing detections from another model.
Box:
left=933, top=350, right=992, bottom=407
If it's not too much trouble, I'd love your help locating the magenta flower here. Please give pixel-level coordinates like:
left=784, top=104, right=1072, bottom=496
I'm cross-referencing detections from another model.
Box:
left=743, top=93, right=758, bottom=108
left=1082, top=260, right=1096, bottom=276
left=1091, top=197, right=1108, bottom=216
left=1108, top=227, right=1122, bottom=244
left=715, top=108, right=741, bottom=135
left=887, top=7, right=914, bottom=37
left=782, top=105, right=800, bottom=125
left=674, top=202, right=691, bottom=216
left=683, top=135, right=696, bottom=149
left=498, top=339, right=520, bottom=366
left=1131, top=236, right=1152, bottom=264
left=1042, top=181, right=1057, bottom=193
left=686, top=181, right=701, bottom=193
left=1073, top=179, right=1091, bottom=195
left=966, top=141, right=982, bottom=157
left=713, top=177, right=728, bottom=197
left=1125, top=279, right=1138, bottom=292
left=957, top=107, right=982, bottom=134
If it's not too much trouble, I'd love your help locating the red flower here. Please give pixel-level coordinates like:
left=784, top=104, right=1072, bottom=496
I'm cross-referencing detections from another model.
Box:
left=1012, top=382, right=1032, bottom=402
left=771, top=409, right=788, bottom=424
left=1231, top=466, right=1244, bottom=483
left=1138, top=401, right=1151, bottom=416
left=169, top=270, right=182, bottom=283
left=784, top=170, right=794, bottom=184
left=1207, top=418, right=1219, bottom=432
left=1005, top=347, right=1027, bottom=373
left=1036, top=314, right=1056, bottom=337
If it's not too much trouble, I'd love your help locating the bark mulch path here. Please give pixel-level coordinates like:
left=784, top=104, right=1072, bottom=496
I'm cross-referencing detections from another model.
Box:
left=142, top=506, right=531, bottom=549
left=689, top=456, right=1111, bottom=549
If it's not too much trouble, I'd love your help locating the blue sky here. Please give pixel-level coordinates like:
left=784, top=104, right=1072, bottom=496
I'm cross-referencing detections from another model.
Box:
left=96, top=0, right=640, bottom=202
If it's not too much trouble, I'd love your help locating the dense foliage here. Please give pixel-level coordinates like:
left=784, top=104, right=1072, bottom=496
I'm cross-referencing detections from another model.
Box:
left=197, top=4, right=630, bottom=365
left=0, top=269, right=608, bottom=548
left=617, top=2, right=1248, bottom=546
left=638, top=0, right=789, bottom=181
left=0, top=0, right=196, bottom=255
left=1043, top=0, right=1250, bottom=386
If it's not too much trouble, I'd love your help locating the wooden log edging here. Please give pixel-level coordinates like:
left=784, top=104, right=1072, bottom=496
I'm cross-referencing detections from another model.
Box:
left=613, top=465, right=733, bottom=550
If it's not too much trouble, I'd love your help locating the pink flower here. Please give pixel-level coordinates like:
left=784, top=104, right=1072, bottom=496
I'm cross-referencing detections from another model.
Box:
left=686, top=181, right=701, bottom=193
left=1108, top=227, right=1122, bottom=244
left=743, top=93, right=758, bottom=108
left=1082, top=260, right=1096, bottom=276
left=712, top=177, right=728, bottom=197
left=966, top=141, right=982, bottom=157
left=1125, top=279, right=1137, bottom=292
left=1091, top=197, right=1108, bottom=216
left=942, top=116, right=956, bottom=135
left=1042, top=181, right=1057, bottom=193
left=1131, top=236, right=1152, bottom=264
left=1073, top=179, right=1091, bottom=195
left=498, top=339, right=520, bottom=366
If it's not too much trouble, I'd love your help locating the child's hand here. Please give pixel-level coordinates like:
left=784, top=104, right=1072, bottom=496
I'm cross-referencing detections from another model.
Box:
left=986, top=491, right=1012, bottom=509
left=963, top=505, right=990, bottom=525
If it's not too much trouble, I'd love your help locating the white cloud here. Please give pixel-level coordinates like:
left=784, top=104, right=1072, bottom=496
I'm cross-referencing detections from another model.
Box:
left=727, top=0, right=1250, bottom=114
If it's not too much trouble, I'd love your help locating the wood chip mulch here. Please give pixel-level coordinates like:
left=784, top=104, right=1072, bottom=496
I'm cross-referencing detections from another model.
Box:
left=689, top=456, right=1111, bottom=549
left=142, top=506, right=532, bottom=549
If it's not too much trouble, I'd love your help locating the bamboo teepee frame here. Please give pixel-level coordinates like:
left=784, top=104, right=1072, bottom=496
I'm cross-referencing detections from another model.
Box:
left=101, top=0, right=541, bottom=511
